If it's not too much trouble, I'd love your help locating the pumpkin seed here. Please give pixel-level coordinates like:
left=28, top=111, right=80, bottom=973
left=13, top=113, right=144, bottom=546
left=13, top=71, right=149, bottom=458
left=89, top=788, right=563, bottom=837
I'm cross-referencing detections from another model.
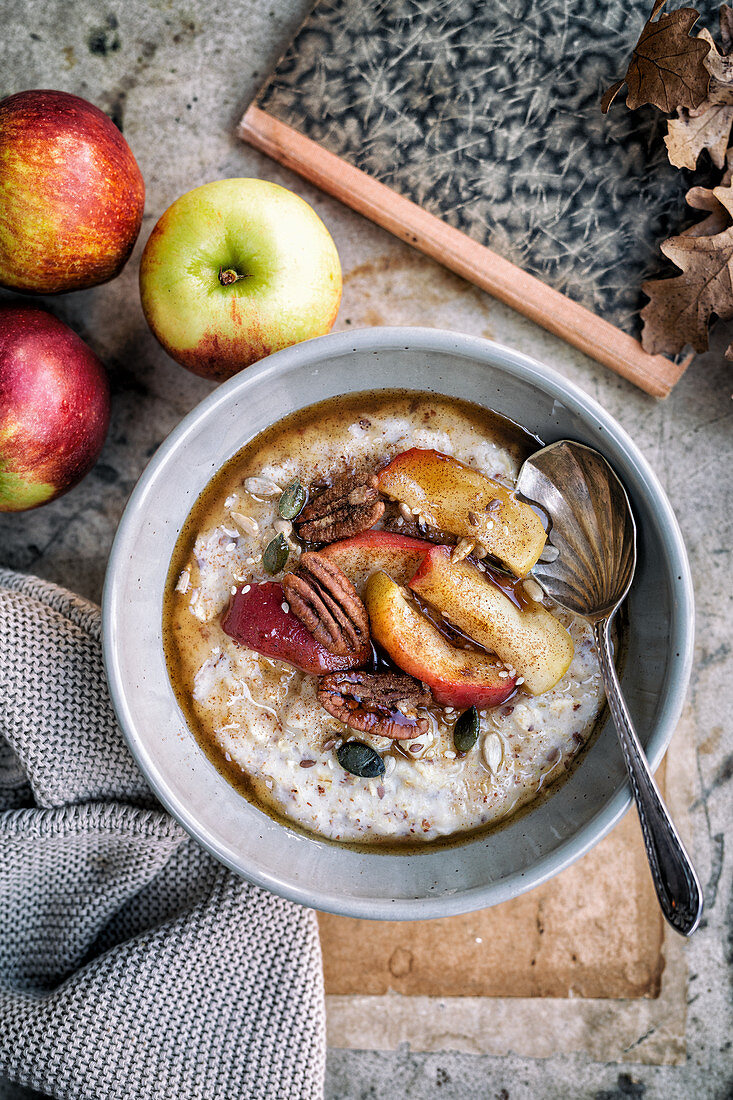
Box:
left=337, top=741, right=385, bottom=778
left=263, top=533, right=289, bottom=574
left=454, top=706, right=480, bottom=753
left=278, top=478, right=307, bottom=520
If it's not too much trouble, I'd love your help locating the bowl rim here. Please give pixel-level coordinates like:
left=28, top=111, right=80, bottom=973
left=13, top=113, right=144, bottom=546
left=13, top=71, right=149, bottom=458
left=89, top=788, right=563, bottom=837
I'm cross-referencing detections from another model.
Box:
left=103, top=326, right=694, bottom=918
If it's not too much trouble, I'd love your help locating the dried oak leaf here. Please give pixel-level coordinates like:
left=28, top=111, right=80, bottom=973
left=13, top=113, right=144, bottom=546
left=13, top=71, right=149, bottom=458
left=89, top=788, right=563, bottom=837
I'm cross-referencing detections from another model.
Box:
left=683, top=154, right=733, bottom=236
left=665, top=27, right=733, bottom=169
left=602, top=0, right=710, bottom=114
left=640, top=184, right=733, bottom=356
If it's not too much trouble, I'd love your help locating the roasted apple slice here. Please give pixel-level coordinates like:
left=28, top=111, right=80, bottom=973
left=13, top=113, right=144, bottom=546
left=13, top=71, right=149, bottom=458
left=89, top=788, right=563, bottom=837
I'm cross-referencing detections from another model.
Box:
left=409, top=546, right=573, bottom=696
left=364, top=571, right=516, bottom=708
left=222, top=581, right=369, bottom=675
left=377, top=448, right=546, bottom=576
left=320, top=530, right=434, bottom=594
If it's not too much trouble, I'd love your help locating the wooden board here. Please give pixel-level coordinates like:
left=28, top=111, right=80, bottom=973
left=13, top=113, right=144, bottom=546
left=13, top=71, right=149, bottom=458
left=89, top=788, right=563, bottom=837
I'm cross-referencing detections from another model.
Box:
left=320, top=779, right=665, bottom=1001
left=239, top=0, right=700, bottom=396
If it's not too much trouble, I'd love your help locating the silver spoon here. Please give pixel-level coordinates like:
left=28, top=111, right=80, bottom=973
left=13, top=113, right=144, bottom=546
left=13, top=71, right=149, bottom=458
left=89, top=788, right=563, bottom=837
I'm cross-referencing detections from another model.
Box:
left=517, top=440, right=702, bottom=936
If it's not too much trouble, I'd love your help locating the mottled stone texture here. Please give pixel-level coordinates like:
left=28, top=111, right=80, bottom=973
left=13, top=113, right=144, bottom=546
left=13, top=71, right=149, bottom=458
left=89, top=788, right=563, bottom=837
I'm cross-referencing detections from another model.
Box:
left=257, top=0, right=699, bottom=338
left=0, top=2, right=731, bottom=1098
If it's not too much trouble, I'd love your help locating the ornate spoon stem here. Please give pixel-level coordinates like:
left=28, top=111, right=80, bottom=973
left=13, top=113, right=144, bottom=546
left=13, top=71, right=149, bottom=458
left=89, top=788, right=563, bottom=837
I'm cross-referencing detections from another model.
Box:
left=593, top=616, right=703, bottom=936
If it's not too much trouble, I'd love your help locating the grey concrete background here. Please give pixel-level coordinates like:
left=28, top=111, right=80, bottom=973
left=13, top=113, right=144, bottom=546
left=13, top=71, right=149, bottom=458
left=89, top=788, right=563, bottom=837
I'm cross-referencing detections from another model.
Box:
left=0, top=2, right=731, bottom=1098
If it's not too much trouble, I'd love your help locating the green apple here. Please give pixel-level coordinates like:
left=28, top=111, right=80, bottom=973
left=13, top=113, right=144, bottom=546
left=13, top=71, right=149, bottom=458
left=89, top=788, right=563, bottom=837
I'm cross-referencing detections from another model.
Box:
left=139, top=178, right=342, bottom=381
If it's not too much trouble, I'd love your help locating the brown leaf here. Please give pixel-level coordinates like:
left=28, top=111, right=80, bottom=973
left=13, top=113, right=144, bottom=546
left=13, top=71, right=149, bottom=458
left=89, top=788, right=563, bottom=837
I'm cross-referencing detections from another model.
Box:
left=683, top=181, right=733, bottom=236
left=641, top=185, right=733, bottom=355
left=665, top=28, right=733, bottom=171
left=665, top=91, right=733, bottom=169
left=602, top=0, right=711, bottom=114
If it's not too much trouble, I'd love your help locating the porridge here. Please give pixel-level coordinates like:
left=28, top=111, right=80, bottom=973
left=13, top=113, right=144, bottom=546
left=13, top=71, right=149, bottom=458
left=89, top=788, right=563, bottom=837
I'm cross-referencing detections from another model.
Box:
left=164, top=389, right=606, bottom=845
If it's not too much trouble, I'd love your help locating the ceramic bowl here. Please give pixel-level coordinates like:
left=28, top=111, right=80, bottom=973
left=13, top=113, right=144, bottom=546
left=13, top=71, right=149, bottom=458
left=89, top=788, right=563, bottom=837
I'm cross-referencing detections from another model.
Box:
left=102, top=327, right=693, bottom=919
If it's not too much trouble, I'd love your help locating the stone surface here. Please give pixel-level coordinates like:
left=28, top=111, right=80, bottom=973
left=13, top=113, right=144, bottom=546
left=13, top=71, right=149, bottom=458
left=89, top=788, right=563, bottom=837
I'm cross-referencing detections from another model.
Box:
left=0, top=2, right=731, bottom=1098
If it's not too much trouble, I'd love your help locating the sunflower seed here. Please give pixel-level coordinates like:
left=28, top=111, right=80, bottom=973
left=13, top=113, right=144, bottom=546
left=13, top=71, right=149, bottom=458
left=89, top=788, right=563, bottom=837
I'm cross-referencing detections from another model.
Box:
left=522, top=577, right=544, bottom=602
left=231, top=511, right=259, bottom=536
left=483, top=733, right=503, bottom=773
left=244, top=475, right=281, bottom=498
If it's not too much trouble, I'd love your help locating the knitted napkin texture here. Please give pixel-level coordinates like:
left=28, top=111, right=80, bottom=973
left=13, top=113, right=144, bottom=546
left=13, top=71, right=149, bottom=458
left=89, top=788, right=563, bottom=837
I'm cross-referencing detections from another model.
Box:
left=0, top=568, right=326, bottom=1100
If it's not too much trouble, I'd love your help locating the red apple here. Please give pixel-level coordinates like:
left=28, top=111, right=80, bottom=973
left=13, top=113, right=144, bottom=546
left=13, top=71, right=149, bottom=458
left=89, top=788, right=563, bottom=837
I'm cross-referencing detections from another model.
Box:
left=364, top=571, right=516, bottom=708
left=0, top=90, right=145, bottom=293
left=222, top=580, right=369, bottom=675
left=0, top=304, right=110, bottom=511
left=320, top=530, right=434, bottom=594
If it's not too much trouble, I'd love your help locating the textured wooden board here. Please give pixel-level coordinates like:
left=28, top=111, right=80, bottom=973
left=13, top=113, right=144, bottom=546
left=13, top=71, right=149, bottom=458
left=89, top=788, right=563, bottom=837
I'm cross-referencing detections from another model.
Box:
left=253, top=0, right=702, bottom=341
left=319, top=779, right=665, bottom=1000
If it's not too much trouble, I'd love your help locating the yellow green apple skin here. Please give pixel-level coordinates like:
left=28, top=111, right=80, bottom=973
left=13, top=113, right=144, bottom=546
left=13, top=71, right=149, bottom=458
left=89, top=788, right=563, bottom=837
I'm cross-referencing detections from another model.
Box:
left=409, top=546, right=573, bottom=696
left=377, top=448, right=547, bottom=576
left=364, top=571, right=516, bottom=708
left=0, top=90, right=144, bottom=293
left=139, top=179, right=342, bottom=381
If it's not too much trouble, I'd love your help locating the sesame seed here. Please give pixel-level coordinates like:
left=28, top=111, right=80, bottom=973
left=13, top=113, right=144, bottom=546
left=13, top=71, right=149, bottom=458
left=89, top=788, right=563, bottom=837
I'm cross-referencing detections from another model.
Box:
left=231, top=586, right=237, bottom=595
left=281, top=602, right=290, bottom=614
left=486, top=520, right=494, bottom=530
left=516, top=677, right=525, bottom=685
left=498, top=671, right=509, bottom=678
left=226, top=541, right=236, bottom=552
left=242, top=584, right=251, bottom=593
left=445, top=750, right=456, bottom=759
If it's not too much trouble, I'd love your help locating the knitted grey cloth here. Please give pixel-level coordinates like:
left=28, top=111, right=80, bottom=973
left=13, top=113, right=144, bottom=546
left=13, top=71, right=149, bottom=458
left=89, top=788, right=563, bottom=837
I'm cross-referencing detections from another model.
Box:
left=0, top=568, right=326, bottom=1100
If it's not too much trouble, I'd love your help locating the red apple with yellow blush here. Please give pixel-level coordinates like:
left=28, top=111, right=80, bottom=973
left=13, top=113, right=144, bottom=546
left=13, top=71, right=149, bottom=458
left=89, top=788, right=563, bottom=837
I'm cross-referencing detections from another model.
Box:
left=0, top=90, right=144, bottom=294
left=0, top=304, right=110, bottom=511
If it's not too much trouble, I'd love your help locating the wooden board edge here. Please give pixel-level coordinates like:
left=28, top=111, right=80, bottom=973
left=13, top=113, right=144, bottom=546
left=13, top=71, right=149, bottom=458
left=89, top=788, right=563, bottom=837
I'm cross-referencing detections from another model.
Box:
left=239, top=105, right=688, bottom=399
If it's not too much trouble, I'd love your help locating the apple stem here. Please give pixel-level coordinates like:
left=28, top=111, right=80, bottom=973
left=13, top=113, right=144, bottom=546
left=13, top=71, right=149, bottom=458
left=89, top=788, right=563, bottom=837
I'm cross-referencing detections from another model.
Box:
left=218, top=267, right=246, bottom=286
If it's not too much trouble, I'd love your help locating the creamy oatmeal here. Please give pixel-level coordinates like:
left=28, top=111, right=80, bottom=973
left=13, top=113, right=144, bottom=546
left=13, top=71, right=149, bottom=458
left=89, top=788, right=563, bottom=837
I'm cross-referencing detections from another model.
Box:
left=164, top=390, right=605, bottom=845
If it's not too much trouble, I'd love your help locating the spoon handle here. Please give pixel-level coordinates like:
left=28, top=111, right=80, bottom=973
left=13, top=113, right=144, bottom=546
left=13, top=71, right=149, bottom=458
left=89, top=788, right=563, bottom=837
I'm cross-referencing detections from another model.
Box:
left=593, top=618, right=703, bottom=936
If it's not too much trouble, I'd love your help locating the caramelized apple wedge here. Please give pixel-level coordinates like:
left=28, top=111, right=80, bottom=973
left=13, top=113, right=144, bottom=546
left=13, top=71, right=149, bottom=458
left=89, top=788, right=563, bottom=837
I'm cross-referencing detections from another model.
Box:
left=364, top=571, right=516, bottom=708
left=320, top=530, right=433, bottom=595
left=222, top=581, right=369, bottom=675
left=409, top=547, right=573, bottom=696
left=377, top=448, right=546, bottom=576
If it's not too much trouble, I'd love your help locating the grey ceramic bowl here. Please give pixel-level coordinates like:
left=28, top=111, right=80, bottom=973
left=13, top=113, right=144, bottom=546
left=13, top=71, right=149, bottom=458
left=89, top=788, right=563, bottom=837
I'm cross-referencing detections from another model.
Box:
left=103, top=327, right=693, bottom=919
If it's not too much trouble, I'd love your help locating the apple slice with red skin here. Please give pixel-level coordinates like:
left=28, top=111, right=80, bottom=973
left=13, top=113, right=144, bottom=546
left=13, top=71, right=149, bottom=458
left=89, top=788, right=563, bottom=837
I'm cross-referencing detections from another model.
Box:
left=320, top=530, right=434, bottom=595
left=222, top=581, right=370, bottom=675
left=409, top=546, right=573, bottom=696
left=364, top=571, right=516, bottom=709
left=377, top=448, right=547, bottom=576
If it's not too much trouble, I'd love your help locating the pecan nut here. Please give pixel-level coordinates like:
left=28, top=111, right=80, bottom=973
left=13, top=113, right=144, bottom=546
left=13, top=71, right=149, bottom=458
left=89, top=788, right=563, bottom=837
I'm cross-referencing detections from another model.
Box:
left=294, top=472, right=384, bottom=544
left=282, top=552, right=371, bottom=659
left=317, top=670, right=431, bottom=740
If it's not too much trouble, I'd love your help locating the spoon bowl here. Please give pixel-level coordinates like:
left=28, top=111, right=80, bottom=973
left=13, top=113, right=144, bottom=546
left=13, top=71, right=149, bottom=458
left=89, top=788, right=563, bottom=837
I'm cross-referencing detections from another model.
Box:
left=518, top=441, right=636, bottom=620
left=518, top=440, right=703, bottom=937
